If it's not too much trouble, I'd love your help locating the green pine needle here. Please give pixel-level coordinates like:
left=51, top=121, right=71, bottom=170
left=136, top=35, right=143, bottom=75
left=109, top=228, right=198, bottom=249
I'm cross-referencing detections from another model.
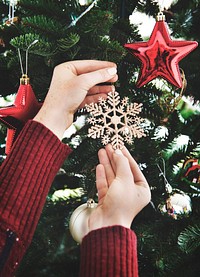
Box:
left=22, top=15, right=66, bottom=37
left=178, top=224, right=200, bottom=254
left=57, top=33, right=80, bottom=52
left=10, top=33, right=56, bottom=56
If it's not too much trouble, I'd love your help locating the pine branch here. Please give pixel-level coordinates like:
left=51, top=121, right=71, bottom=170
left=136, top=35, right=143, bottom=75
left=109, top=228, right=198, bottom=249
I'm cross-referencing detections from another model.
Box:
left=178, top=224, right=200, bottom=254
left=76, top=9, right=114, bottom=36
left=57, top=33, right=80, bottom=52
left=10, top=33, right=56, bottom=56
left=21, top=15, right=67, bottom=37
left=96, top=37, right=126, bottom=62
left=18, top=0, right=72, bottom=19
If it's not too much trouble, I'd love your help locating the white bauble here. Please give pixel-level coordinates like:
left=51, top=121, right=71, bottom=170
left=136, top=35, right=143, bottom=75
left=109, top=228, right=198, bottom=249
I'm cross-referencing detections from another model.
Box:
left=169, top=193, right=192, bottom=214
left=69, top=199, right=97, bottom=243
left=159, top=191, right=192, bottom=219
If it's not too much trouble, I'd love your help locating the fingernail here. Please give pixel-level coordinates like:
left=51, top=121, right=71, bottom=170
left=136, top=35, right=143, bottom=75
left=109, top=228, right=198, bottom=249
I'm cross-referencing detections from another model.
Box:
left=107, top=67, right=117, bottom=75
left=115, top=149, right=123, bottom=155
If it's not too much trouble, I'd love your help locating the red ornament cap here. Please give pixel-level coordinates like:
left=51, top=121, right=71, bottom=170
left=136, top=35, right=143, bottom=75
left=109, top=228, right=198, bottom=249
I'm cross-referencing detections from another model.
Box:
left=124, top=18, right=198, bottom=88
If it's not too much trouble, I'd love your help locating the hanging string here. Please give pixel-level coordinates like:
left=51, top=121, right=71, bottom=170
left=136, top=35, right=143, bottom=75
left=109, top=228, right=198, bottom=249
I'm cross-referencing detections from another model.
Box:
left=67, top=0, right=98, bottom=28
left=157, top=159, right=172, bottom=194
left=17, top=48, right=24, bottom=76
left=25, top=40, right=38, bottom=75
left=17, top=40, right=39, bottom=77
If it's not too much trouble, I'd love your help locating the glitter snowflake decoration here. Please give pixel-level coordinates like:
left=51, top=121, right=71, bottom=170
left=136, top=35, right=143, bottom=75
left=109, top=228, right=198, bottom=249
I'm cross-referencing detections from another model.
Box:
left=85, top=91, right=146, bottom=149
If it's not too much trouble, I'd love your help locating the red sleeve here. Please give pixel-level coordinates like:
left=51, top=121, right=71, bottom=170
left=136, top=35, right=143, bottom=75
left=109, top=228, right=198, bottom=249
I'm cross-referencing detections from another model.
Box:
left=80, top=226, right=138, bottom=277
left=0, top=120, right=72, bottom=277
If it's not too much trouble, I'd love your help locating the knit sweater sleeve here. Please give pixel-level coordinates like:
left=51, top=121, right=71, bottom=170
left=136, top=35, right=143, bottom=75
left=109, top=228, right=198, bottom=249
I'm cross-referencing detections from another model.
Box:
left=0, top=120, right=72, bottom=277
left=80, top=226, right=138, bottom=277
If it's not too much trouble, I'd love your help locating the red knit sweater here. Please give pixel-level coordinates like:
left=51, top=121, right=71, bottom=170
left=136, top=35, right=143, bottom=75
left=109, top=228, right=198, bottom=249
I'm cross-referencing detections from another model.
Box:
left=0, top=120, right=138, bottom=277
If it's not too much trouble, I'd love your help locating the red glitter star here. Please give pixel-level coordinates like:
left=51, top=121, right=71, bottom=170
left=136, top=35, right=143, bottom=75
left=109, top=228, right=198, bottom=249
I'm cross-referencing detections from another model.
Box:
left=0, top=76, right=42, bottom=154
left=124, top=18, right=198, bottom=88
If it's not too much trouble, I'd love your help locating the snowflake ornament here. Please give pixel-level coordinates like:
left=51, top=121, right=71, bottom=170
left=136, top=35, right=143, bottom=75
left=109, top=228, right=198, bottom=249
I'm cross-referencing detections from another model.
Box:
left=85, top=91, right=146, bottom=149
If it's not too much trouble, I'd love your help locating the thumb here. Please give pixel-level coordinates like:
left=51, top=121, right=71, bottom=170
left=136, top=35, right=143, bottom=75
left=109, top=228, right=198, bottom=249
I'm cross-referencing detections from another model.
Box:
left=77, top=67, right=117, bottom=90
left=113, top=149, right=133, bottom=182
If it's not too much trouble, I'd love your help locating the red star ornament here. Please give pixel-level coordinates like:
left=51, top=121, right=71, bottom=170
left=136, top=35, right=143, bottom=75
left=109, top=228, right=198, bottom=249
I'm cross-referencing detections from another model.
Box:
left=0, top=75, right=42, bottom=154
left=124, top=17, right=198, bottom=88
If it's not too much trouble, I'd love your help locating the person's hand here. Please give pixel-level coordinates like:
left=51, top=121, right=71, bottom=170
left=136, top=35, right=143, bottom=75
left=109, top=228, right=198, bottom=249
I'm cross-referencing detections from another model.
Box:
left=34, top=60, right=118, bottom=139
left=88, top=144, right=151, bottom=232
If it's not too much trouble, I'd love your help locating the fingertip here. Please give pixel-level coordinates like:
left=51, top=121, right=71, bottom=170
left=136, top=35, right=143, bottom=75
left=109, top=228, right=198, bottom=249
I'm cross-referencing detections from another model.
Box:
left=109, top=85, right=115, bottom=93
left=98, top=148, right=106, bottom=158
left=96, top=163, right=104, bottom=178
left=115, top=149, right=123, bottom=155
left=96, top=163, right=104, bottom=171
left=105, top=143, right=113, bottom=151
left=113, top=148, right=129, bottom=164
left=104, top=144, right=114, bottom=157
left=98, top=148, right=110, bottom=166
left=96, top=163, right=107, bottom=188
left=109, top=74, right=118, bottom=83
left=107, top=67, right=117, bottom=76
left=108, top=61, right=117, bottom=67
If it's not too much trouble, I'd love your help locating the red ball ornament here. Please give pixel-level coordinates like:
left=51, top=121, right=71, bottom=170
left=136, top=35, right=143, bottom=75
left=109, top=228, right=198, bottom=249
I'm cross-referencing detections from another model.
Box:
left=124, top=13, right=198, bottom=88
left=0, top=75, right=42, bottom=154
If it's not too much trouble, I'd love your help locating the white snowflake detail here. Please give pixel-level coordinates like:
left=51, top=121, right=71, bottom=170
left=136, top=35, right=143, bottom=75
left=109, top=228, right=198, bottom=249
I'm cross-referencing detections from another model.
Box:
left=85, top=91, right=146, bottom=149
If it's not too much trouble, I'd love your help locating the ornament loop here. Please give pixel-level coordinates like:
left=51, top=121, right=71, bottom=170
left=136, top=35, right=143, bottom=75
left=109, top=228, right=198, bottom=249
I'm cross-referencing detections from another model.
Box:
left=20, top=74, right=30, bottom=85
left=156, top=11, right=165, bottom=21
left=87, top=198, right=96, bottom=208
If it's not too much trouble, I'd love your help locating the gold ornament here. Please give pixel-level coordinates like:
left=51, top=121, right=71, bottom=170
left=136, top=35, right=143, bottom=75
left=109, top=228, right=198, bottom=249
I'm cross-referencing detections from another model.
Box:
left=85, top=90, right=146, bottom=150
left=69, top=199, right=97, bottom=243
left=157, top=69, right=187, bottom=119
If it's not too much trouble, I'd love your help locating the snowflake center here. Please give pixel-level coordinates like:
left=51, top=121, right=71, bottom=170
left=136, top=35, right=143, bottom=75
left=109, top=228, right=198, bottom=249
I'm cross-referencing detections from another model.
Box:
left=111, top=115, right=121, bottom=125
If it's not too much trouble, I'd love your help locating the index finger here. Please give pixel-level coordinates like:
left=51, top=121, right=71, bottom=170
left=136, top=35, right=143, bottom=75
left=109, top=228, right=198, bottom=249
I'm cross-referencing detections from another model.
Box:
left=63, top=60, right=116, bottom=75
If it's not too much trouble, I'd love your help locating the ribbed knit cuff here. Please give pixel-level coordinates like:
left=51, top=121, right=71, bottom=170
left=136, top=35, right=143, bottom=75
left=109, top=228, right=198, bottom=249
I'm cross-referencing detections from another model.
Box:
left=0, top=120, right=72, bottom=244
left=80, top=226, right=138, bottom=277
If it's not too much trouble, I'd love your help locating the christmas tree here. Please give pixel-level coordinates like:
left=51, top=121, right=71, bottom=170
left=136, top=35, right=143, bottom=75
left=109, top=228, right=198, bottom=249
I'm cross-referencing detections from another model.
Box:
left=0, top=0, right=200, bottom=276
